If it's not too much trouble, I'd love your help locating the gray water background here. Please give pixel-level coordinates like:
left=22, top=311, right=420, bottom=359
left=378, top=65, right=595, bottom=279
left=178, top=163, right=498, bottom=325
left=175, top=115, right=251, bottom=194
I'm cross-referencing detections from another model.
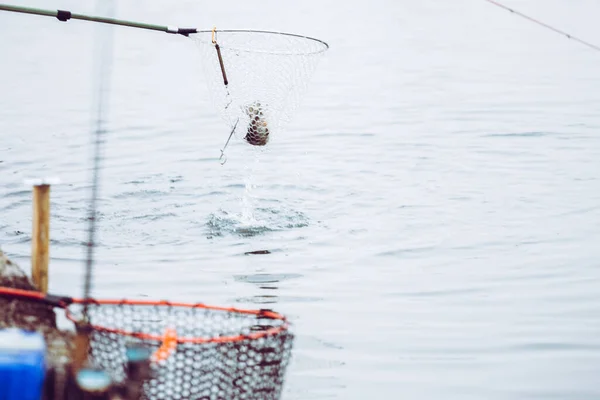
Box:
left=1, top=0, right=600, bottom=398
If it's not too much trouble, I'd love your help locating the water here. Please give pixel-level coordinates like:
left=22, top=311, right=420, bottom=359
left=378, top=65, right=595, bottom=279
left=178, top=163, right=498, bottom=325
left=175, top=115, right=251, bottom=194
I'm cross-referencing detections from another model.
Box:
left=2, top=0, right=600, bottom=398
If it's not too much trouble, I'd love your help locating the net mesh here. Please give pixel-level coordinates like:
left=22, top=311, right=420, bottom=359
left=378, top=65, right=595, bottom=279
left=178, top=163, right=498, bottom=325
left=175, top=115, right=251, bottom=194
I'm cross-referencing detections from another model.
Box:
left=193, top=30, right=328, bottom=147
left=70, top=302, right=294, bottom=400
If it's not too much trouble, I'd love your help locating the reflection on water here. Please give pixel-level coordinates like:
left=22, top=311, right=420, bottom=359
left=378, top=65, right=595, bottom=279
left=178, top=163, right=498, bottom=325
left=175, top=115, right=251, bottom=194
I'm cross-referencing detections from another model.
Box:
left=234, top=273, right=303, bottom=285
left=234, top=273, right=305, bottom=305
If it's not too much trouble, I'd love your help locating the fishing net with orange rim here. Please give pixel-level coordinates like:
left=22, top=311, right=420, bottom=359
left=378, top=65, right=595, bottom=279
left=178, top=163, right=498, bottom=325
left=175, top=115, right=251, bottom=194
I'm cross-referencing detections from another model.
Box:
left=0, top=287, right=294, bottom=400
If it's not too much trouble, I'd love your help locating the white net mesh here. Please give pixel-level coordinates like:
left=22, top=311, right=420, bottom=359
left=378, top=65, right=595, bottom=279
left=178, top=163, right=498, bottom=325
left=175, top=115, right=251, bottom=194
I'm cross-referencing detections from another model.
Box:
left=193, top=30, right=328, bottom=148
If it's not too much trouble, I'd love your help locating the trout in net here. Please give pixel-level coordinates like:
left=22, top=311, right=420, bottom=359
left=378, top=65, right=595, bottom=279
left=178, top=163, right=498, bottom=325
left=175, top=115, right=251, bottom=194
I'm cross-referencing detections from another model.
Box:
left=244, top=101, right=269, bottom=146
left=192, top=29, right=329, bottom=159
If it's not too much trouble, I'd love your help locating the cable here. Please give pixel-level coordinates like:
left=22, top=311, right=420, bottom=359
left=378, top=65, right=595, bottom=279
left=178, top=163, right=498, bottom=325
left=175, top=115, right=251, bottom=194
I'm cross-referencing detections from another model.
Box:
left=483, top=0, right=600, bottom=53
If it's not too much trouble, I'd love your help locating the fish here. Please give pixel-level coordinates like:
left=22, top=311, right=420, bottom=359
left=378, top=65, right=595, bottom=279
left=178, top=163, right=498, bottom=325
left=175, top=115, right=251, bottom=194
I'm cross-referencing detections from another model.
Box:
left=244, top=102, right=269, bottom=146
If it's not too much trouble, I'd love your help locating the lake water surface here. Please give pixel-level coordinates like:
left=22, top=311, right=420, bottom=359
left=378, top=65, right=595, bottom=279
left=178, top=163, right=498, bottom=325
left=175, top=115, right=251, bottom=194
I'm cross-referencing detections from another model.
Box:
left=1, top=0, right=600, bottom=398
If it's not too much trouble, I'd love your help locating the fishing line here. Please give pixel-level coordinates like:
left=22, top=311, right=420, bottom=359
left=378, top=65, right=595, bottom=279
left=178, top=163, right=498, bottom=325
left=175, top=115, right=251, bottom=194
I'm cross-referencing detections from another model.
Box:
left=219, top=118, right=239, bottom=165
left=82, top=0, right=115, bottom=317
left=70, top=0, right=116, bottom=374
left=483, top=0, right=600, bottom=53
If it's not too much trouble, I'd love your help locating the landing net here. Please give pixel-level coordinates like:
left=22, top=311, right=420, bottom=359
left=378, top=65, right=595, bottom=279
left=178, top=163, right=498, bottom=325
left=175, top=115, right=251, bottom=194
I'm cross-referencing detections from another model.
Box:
left=193, top=29, right=329, bottom=155
left=69, top=299, right=295, bottom=400
left=0, top=287, right=295, bottom=400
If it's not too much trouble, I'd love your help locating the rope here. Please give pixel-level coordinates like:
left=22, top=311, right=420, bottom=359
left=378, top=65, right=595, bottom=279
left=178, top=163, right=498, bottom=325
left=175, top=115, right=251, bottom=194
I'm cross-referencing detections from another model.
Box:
left=483, top=0, right=600, bottom=53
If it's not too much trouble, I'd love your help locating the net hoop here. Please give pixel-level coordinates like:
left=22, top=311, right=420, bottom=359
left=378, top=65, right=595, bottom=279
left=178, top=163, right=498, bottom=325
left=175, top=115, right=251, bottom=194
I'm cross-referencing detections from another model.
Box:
left=0, top=287, right=290, bottom=344
left=194, top=29, right=330, bottom=56
left=65, top=299, right=289, bottom=344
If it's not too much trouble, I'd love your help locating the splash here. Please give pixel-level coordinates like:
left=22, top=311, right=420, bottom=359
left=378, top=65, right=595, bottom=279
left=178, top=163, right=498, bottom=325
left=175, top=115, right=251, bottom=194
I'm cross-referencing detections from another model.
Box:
left=206, top=207, right=308, bottom=239
left=240, top=165, right=258, bottom=226
left=207, top=145, right=308, bottom=238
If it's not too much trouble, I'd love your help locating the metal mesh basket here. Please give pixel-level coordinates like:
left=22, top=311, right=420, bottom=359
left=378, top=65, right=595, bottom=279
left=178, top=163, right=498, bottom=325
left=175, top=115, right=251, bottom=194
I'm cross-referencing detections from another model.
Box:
left=66, top=300, right=294, bottom=400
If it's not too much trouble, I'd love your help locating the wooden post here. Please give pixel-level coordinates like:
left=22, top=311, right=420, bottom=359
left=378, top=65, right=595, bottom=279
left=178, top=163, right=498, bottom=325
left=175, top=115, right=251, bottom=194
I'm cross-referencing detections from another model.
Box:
left=31, top=184, right=50, bottom=293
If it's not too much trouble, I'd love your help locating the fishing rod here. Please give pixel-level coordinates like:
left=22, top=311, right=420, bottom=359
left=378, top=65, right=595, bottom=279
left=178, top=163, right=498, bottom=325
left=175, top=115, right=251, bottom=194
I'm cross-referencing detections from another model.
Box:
left=71, top=0, right=117, bottom=375
left=483, top=0, right=600, bottom=53
left=0, top=3, right=198, bottom=36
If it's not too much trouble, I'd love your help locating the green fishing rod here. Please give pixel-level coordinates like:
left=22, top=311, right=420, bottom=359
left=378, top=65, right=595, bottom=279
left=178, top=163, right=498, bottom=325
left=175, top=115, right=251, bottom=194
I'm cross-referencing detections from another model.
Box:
left=0, top=3, right=198, bottom=36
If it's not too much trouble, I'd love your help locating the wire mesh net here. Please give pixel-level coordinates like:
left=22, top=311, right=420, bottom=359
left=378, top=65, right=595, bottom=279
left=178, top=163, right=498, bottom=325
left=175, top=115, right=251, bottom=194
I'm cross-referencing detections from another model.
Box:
left=193, top=30, right=328, bottom=147
left=68, top=302, right=294, bottom=400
